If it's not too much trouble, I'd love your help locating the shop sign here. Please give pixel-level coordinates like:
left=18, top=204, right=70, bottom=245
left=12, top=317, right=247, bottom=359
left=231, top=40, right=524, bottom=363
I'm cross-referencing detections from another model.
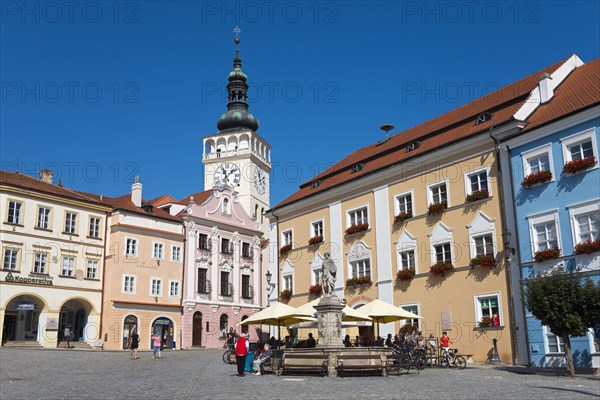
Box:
left=46, top=318, right=58, bottom=331
left=3, top=272, right=53, bottom=286
left=16, top=303, right=35, bottom=310
left=153, top=318, right=172, bottom=325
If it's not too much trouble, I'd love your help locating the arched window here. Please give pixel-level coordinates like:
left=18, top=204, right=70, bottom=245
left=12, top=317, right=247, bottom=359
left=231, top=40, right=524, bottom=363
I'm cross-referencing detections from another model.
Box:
left=219, top=314, right=228, bottom=338
left=223, top=198, right=230, bottom=214
left=241, top=315, right=249, bottom=334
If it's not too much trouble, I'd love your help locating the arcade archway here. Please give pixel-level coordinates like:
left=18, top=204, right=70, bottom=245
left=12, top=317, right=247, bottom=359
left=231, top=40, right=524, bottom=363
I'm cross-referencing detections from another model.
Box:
left=2, top=294, right=45, bottom=344
left=58, top=299, right=94, bottom=344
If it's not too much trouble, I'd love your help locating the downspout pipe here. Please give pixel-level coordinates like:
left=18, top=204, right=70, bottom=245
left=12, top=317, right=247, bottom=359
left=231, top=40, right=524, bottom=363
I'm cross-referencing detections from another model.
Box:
left=180, top=220, right=187, bottom=350
left=99, top=207, right=111, bottom=349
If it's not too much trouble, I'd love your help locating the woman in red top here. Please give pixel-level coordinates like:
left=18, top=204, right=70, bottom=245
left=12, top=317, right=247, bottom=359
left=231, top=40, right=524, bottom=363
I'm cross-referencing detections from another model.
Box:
left=235, top=334, right=249, bottom=376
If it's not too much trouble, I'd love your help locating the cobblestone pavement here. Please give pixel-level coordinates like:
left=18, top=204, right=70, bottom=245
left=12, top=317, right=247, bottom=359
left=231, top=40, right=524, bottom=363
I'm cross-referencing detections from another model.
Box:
left=1, top=348, right=598, bottom=400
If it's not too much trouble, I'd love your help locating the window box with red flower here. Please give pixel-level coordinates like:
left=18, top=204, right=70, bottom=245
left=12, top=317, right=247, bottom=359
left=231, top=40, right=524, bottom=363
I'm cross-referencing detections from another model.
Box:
left=428, top=201, right=447, bottom=215
left=345, top=276, right=372, bottom=287
left=308, top=284, right=322, bottom=297
left=521, top=170, right=552, bottom=188
left=399, top=323, right=419, bottom=335
left=534, top=247, right=561, bottom=263
left=478, top=317, right=493, bottom=328
left=430, top=261, right=454, bottom=276
left=308, top=236, right=324, bottom=246
left=574, top=239, right=600, bottom=255
left=396, top=268, right=415, bottom=281
left=466, top=189, right=489, bottom=203
left=345, top=223, right=369, bottom=236
left=279, top=244, right=292, bottom=256
left=563, top=156, right=596, bottom=174
left=393, top=212, right=413, bottom=224
left=280, top=289, right=292, bottom=302
left=469, top=254, right=496, bottom=268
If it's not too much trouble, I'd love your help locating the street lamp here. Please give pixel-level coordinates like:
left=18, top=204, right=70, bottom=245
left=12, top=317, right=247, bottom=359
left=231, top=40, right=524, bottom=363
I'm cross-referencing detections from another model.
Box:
left=265, top=270, right=272, bottom=306
left=502, top=230, right=513, bottom=262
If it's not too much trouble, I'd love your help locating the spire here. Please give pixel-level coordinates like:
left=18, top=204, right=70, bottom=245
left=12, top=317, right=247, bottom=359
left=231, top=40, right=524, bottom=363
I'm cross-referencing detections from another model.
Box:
left=216, top=27, right=260, bottom=132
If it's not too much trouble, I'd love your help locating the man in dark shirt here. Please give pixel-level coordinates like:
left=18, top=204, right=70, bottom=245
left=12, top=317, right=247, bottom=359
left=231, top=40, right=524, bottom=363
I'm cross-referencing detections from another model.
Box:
left=306, top=333, right=316, bottom=348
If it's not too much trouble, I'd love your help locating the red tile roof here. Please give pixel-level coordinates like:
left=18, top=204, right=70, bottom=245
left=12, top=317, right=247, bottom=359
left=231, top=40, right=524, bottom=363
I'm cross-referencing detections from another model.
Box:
left=102, top=194, right=181, bottom=222
left=179, top=191, right=212, bottom=206
left=273, top=56, right=598, bottom=210
left=149, top=194, right=179, bottom=207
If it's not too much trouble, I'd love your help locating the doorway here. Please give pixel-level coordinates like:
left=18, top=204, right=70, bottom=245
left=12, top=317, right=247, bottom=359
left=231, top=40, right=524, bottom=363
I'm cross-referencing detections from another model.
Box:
left=2, top=295, right=43, bottom=344
left=151, top=317, right=174, bottom=349
left=122, top=315, right=138, bottom=349
left=192, top=312, right=202, bottom=347
left=59, top=299, right=90, bottom=343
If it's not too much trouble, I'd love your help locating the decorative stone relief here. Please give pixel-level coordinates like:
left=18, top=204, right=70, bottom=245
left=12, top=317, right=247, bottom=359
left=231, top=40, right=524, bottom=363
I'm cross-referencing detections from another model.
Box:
left=347, top=241, right=372, bottom=262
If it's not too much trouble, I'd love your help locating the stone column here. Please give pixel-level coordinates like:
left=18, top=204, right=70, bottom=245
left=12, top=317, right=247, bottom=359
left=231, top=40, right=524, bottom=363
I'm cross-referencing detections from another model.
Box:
left=315, top=296, right=344, bottom=377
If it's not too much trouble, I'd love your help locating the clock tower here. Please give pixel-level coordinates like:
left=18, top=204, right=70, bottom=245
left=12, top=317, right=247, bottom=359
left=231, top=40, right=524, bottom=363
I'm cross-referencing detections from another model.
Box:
left=202, top=30, right=271, bottom=223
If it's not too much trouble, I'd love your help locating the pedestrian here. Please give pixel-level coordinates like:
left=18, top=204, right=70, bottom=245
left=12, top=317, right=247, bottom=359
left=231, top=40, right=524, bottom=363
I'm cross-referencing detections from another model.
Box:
left=235, top=333, right=249, bottom=377
left=226, top=327, right=236, bottom=351
left=63, top=325, right=72, bottom=349
left=343, top=335, right=352, bottom=347
left=129, top=329, right=139, bottom=360
left=306, top=333, right=316, bottom=348
left=385, top=334, right=393, bottom=348
left=152, top=331, right=162, bottom=359
left=439, top=331, right=452, bottom=355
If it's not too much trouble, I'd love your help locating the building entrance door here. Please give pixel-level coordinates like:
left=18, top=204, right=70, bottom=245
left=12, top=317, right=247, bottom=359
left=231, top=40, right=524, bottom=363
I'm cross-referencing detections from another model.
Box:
left=192, top=312, right=202, bottom=347
left=152, top=317, right=174, bottom=349
left=122, top=315, right=138, bottom=349
left=2, top=315, right=17, bottom=342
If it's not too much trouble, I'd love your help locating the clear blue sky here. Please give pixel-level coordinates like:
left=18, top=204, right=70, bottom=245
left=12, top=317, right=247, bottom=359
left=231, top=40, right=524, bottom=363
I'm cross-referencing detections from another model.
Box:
left=1, top=1, right=599, bottom=206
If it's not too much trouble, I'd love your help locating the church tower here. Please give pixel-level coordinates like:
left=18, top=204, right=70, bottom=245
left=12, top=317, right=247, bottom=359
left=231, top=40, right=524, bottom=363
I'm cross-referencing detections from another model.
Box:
left=202, top=29, right=271, bottom=224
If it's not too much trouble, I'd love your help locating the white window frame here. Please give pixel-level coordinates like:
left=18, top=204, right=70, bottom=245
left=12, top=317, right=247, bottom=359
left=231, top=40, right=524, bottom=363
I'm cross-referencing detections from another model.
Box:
left=394, top=189, right=414, bottom=216
left=429, top=223, right=454, bottom=265
left=521, top=143, right=555, bottom=179
left=152, top=242, right=164, bottom=260
left=150, top=278, right=162, bottom=297
left=468, top=213, right=497, bottom=260
left=33, top=252, right=48, bottom=274
left=125, top=237, right=139, bottom=257
left=473, top=291, right=503, bottom=327
left=310, top=218, right=324, bottom=238
left=2, top=248, right=20, bottom=271
left=568, top=200, right=600, bottom=246
left=169, top=280, right=180, bottom=298
left=171, top=245, right=182, bottom=262
left=6, top=200, right=23, bottom=225
left=543, top=326, right=565, bottom=354
left=464, top=166, right=492, bottom=196
left=88, top=216, right=101, bottom=238
left=346, top=204, right=369, bottom=227
left=64, top=211, right=78, bottom=234
left=473, top=234, right=495, bottom=257
left=527, top=209, right=561, bottom=256
left=282, top=229, right=293, bottom=246
left=350, top=259, right=371, bottom=279
left=396, top=231, right=418, bottom=273
left=36, top=206, right=51, bottom=230
left=123, top=274, right=136, bottom=294
left=61, top=256, right=75, bottom=276
left=283, top=274, right=293, bottom=293
left=86, top=259, right=98, bottom=279
left=561, top=127, right=598, bottom=168
left=427, top=179, right=450, bottom=206
left=399, top=302, right=421, bottom=330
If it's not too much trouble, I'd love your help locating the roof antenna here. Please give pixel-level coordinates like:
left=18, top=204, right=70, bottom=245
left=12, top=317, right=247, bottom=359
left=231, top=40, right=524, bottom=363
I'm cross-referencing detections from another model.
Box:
left=380, top=124, right=394, bottom=139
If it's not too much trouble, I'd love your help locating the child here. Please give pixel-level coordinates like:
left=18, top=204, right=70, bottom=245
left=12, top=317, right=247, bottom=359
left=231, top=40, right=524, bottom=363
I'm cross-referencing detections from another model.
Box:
left=439, top=331, right=451, bottom=355
left=152, top=332, right=162, bottom=359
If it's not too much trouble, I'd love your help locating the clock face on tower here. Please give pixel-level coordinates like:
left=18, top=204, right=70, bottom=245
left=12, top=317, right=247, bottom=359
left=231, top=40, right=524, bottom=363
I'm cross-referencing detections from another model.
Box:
left=214, top=163, right=241, bottom=186
left=254, top=166, right=266, bottom=195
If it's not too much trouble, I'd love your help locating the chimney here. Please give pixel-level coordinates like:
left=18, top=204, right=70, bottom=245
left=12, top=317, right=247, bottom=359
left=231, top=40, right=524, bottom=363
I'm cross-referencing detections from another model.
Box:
left=539, top=73, right=554, bottom=104
left=39, top=169, right=53, bottom=184
left=131, top=176, right=142, bottom=207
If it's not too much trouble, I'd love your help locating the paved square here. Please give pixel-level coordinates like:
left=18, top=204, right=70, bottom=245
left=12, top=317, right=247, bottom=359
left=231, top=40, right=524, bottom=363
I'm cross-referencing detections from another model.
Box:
left=0, top=348, right=598, bottom=399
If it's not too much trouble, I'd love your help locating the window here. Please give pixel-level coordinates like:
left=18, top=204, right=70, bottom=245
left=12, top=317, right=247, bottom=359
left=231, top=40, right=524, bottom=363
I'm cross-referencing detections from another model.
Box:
left=220, top=271, right=231, bottom=296
left=534, top=222, right=558, bottom=251
left=88, top=217, right=101, bottom=238
left=172, top=246, right=181, bottom=262
left=242, top=242, right=252, bottom=258
left=7, top=201, right=22, bottom=224
left=198, top=233, right=210, bottom=250
left=475, top=293, right=501, bottom=326
left=311, top=220, right=324, bottom=238
left=474, top=234, right=494, bottom=257
left=222, top=198, right=230, bottom=214
left=429, top=181, right=448, bottom=204
left=522, top=143, right=554, bottom=178
left=466, top=169, right=489, bottom=194
left=434, top=243, right=452, bottom=263
left=348, top=206, right=368, bottom=226
left=400, top=304, right=420, bottom=330
left=282, top=230, right=293, bottom=246
left=3, top=249, right=19, bottom=270
left=399, top=250, right=415, bottom=270
left=198, top=268, right=209, bottom=293
left=86, top=260, right=98, bottom=279
left=61, top=256, right=75, bottom=276
left=527, top=153, right=551, bottom=174
left=64, top=212, right=77, bottom=234
left=575, top=211, right=600, bottom=242
left=125, top=238, right=138, bottom=257
left=221, top=238, right=232, bottom=254
left=313, top=269, right=321, bottom=285
left=283, top=275, right=293, bottom=292
left=37, top=207, right=51, bottom=229
left=242, top=275, right=252, bottom=299
left=396, top=192, right=413, bottom=216
left=219, top=314, right=228, bottom=338
left=561, top=128, right=598, bottom=166
left=123, top=275, right=136, bottom=293
left=33, top=253, right=47, bottom=274
left=169, top=281, right=180, bottom=297
left=350, top=259, right=371, bottom=278
left=151, top=278, right=162, bottom=296
left=153, top=243, right=164, bottom=260
left=546, top=328, right=565, bottom=353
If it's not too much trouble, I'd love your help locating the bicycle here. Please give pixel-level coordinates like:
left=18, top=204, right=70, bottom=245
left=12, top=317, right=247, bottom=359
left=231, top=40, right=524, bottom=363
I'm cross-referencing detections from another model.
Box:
left=392, top=345, right=426, bottom=370
left=222, top=343, right=235, bottom=364
left=438, top=348, right=466, bottom=369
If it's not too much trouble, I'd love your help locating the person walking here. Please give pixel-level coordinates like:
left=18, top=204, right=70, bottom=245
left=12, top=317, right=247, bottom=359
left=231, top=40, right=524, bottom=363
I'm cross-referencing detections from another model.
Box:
left=63, top=325, right=72, bottom=349
left=129, top=329, right=139, bottom=360
left=152, top=331, right=162, bottom=359
left=235, top=333, right=249, bottom=376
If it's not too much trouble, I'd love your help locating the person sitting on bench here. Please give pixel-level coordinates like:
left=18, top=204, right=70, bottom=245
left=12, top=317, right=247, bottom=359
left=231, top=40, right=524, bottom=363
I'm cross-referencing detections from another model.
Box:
left=253, top=344, right=272, bottom=375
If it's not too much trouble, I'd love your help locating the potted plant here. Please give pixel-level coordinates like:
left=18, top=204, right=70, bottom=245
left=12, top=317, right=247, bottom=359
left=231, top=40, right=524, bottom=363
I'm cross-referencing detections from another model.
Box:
left=573, top=239, right=600, bottom=255
left=308, top=236, right=324, bottom=246
left=466, top=189, right=489, bottom=203
left=430, top=261, right=454, bottom=276
left=478, top=317, right=493, bottom=328
left=279, top=244, right=292, bottom=256
left=470, top=254, right=496, bottom=268
left=345, top=223, right=369, bottom=235
left=345, top=276, right=372, bottom=287
left=534, top=247, right=561, bottom=263
left=563, top=156, right=596, bottom=174
left=399, top=323, right=419, bottom=335
left=396, top=268, right=415, bottom=281
left=521, top=170, right=552, bottom=188
left=428, top=201, right=447, bottom=215
left=393, top=211, right=413, bottom=224
left=308, top=284, right=322, bottom=297
left=280, top=289, right=292, bottom=303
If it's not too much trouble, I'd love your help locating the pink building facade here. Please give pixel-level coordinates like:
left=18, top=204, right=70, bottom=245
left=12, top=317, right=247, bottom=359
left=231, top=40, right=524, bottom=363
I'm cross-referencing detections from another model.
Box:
left=180, top=186, right=264, bottom=348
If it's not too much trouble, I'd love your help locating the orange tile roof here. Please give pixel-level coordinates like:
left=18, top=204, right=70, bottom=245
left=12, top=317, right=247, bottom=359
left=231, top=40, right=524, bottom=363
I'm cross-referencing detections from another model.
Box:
left=103, top=194, right=181, bottom=222
left=273, top=56, right=598, bottom=210
left=179, top=191, right=212, bottom=206
left=149, top=194, right=179, bottom=207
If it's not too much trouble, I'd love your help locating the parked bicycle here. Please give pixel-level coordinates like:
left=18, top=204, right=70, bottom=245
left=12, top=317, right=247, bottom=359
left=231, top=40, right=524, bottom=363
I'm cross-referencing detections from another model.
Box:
left=392, top=345, right=426, bottom=370
left=222, top=343, right=235, bottom=364
left=438, top=348, right=466, bottom=369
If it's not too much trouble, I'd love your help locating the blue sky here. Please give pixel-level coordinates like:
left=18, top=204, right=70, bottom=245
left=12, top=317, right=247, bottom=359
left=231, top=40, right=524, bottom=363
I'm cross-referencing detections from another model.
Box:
left=1, top=1, right=599, bottom=207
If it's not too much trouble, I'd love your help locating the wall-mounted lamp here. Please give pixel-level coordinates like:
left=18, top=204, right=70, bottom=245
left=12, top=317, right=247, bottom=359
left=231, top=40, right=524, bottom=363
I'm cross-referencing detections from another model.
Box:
left=502, top=230, right=515, bottom=262
left=265, top=270, right=272, bottom=306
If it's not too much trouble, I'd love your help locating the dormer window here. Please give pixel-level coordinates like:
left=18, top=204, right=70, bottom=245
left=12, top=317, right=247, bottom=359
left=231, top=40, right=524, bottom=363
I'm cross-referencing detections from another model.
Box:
left=311, top=180, right=322, bottom=189
left=475, top=112, right=493, bottom=125
left=406, top=141, right=421, bottom=153
left=351, top=163, right=364, bottom=174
